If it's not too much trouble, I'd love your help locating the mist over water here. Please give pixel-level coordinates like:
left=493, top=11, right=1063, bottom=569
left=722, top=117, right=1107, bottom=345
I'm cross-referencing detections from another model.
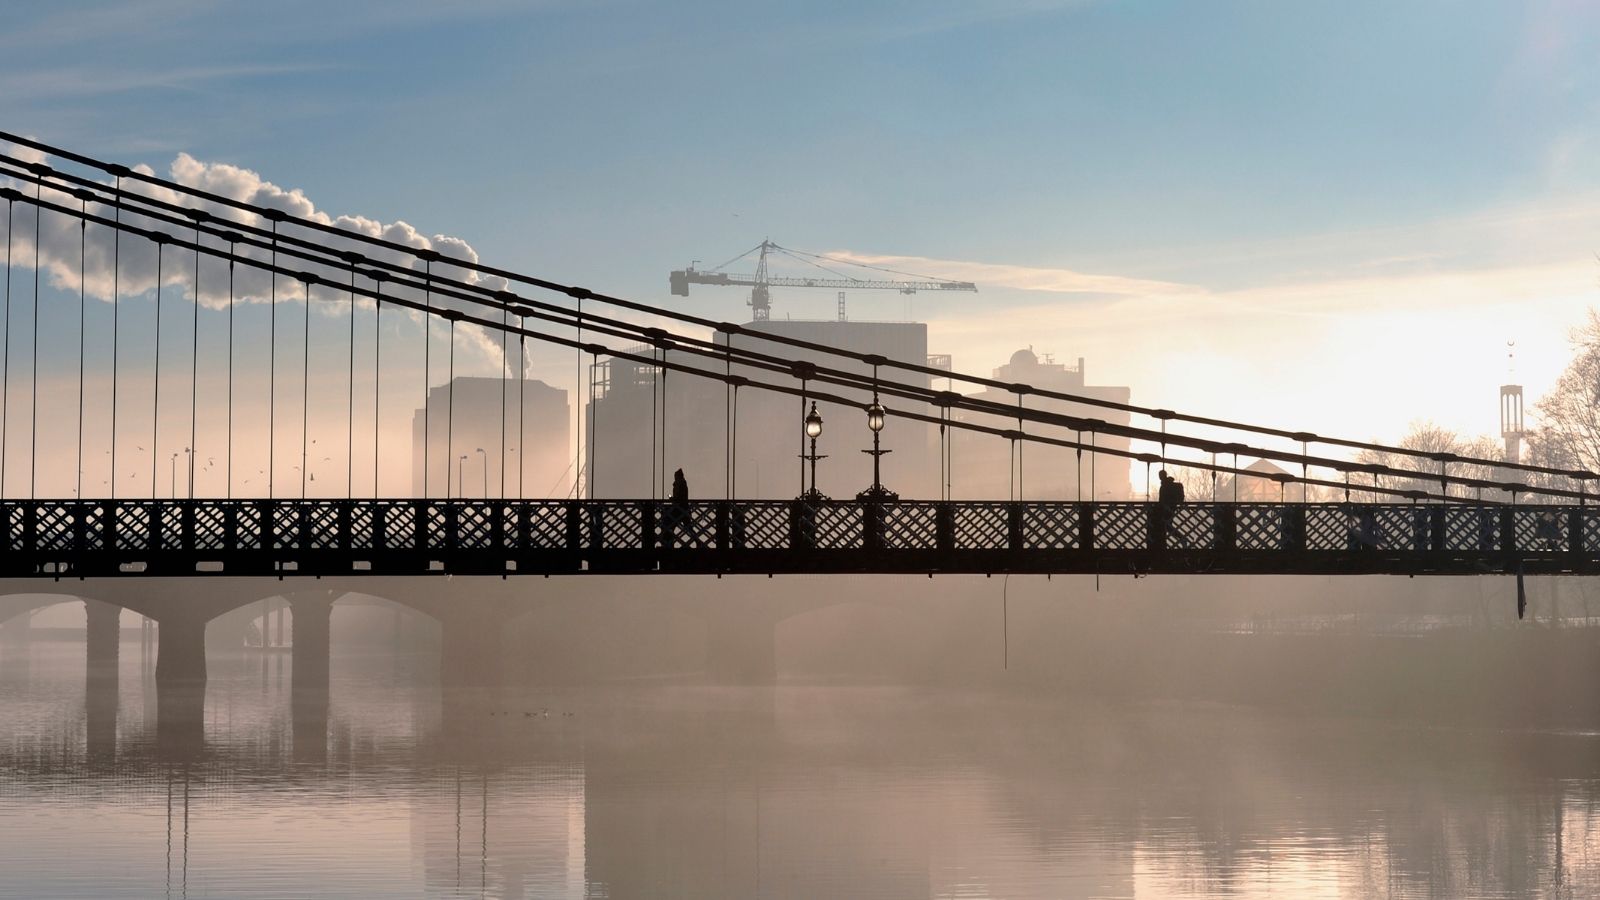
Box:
left=1, top=578, right=1598, bottom=899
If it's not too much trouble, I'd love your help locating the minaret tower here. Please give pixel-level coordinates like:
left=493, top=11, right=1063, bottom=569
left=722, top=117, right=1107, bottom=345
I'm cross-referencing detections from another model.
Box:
left=1501, top=341, right=1524, bottom=464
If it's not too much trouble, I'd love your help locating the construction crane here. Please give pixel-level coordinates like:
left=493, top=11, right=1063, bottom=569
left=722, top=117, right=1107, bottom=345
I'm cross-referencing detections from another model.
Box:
left=670, top=239, right=977, bottom=321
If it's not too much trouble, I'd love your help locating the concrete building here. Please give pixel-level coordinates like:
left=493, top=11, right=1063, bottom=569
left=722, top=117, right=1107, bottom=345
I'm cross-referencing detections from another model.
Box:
left=588, top=320, right=940, bottom=501
left=951, top=349, right=1132, bottom=501
left=411, top=376, right=570, bottom=498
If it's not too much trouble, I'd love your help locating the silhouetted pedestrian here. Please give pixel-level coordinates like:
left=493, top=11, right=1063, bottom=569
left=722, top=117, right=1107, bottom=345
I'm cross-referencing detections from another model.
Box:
left=1152, top=469, right=1184, bottom=549
left=664, top=468, right=690, bottom=548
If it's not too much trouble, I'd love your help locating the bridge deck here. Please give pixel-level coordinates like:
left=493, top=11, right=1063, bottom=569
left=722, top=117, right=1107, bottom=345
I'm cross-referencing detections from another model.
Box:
left=1, top=499, right=1592, bottom=578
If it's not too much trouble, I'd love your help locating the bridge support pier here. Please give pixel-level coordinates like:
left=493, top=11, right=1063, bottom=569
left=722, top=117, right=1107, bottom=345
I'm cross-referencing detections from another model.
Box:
left=154, top=613, right=208, bottom=686
left=85, top=600, right=121, bottom=759
left=289, top=596, right=333, bottom=760
left=704, top=605, right=778, bottom=685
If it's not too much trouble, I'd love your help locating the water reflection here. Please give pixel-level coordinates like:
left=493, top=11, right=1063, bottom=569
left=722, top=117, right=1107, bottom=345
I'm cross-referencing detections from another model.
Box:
left=0, top=638, right=1597, bottom=898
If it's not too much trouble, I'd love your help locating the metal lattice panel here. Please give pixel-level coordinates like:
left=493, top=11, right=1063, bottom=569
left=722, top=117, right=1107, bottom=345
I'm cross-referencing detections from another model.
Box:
left=954, top=504, right=1009, bottom=550
left=882, top=504, right=938, bottom=550
left=114, top=504, right=151, bottom=551
left=424, top=505, right=450, bottom=550
left=1235, top=506, right=1282, bottom=550
left=234, top=504, right=262, bottom=550
left=306, top=504, right=340, bottom=549
left=1169, top=505, right=1216, bottom=550
left=1514, top=507, right=1567, bottom=552
left=1092, top=504, right=1148, bottom=550
left=454, top=504, right=494, bottom=550
left=80, top=504, right=107, bottom=551
left=380, top=503, right=417, bottom=550
left=4, top=504, right=22, bottom=551
left=665, top=505, right=718, bottom=549
left=348, top=504, right=375, bottom=550
left=598, top=504, right=645, bottom=550
left=525, top=503, right=568, bottom=550
left=811, top=504, right=864, bottom=550
left=272, top=505, right=302, bottom=550
left=1022, top=504, right=1079, bottom=550
left=1584, top=509, right=1600, bottom=553
left=33, top=504, right=74, bottom=551
left=1444, top=507, right=1501, bottom=551
left=1304, top=507, right=1348, bottom=550
left=193, top=504, right=227, bottom=550
left=159, top=505, right=184, bottom=551
left=732, top=503, right=789, bottom=550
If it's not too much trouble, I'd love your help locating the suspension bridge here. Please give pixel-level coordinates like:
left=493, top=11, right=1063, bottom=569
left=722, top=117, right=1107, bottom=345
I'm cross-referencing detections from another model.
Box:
left=0, top=132, right=1594, bottom=582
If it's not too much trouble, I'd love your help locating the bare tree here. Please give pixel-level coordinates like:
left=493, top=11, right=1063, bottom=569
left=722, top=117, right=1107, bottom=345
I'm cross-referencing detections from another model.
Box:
left=1532, top=309, right=1600, bottom=477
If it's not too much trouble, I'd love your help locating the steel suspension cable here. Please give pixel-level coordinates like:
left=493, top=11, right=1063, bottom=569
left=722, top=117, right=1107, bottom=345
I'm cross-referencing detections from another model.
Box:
left=372, top=271, right=383, bottom=498
left=649, top=347, right=659, bottom=500
left=151, top=236, right=164, bottom=500
left=446, top=315, right=456, bottom=499
left=517, top=324, right=525, bottom=499
left=267, top=215, right=279, bottom=499
left=109, top=174, right=122, bottom=499
left=1, top=194, right=11, bottom=500
left=75, top=192, right=86, bottom=499
left=29, top=177, right=41, bottom=499
left=421, top=253, right=433, bottom=497
left=500, top=305, right=507, bottom=499
left=6, top=135, right=1580, bottom=486
left=347, top=261, right=356, bottom=498
left=587, top=350, right=597, bottom=499
left=225, top=234, right=236, bottom=499
left=9, top=170, right=1562, bottom=498
left=5, top=181, right=1550, bottom=505
left=300, top=276, right=312, bottom=499
left=187, top=216, right=200, bottom=498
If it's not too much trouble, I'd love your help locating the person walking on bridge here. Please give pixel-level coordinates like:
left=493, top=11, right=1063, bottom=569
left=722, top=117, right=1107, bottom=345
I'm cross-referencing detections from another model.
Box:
left=667, top=468, right=690, bottom=548
left=1153, top=469, right=1184, bottom=549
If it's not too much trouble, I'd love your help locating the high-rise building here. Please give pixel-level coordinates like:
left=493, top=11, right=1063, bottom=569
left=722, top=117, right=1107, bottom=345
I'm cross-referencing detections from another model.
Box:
left=588, top=320, right=938, bottom=500
left=950, top=349, right=1132, bottom=501
left=411, top=376, right=570, bottom=498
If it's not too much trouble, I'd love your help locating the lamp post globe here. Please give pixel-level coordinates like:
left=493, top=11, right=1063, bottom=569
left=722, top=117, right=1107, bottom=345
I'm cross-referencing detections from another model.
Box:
left=866, top=401, right=886, bottom=433
left=805, top=404, right=823, bottom=440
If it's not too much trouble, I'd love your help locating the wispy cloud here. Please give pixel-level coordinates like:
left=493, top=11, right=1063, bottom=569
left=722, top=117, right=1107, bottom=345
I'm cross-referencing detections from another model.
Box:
left=3, top=63, right=333, bottom=102
left=823, top=249, right=1205, bottom=300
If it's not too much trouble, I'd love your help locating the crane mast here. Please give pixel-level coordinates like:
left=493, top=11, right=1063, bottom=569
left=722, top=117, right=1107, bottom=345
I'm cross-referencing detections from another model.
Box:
left=670, top=240, right=977, bottom=320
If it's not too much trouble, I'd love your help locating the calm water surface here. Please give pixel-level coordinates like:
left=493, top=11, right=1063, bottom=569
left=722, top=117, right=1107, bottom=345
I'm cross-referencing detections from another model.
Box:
left=1, top=640, right=1597, bottom=898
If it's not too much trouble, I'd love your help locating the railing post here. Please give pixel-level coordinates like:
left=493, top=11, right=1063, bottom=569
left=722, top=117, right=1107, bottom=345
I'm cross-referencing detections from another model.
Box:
left=715, top=500, right=730, bottom=550
left=1430, top=506, right=1446, bottom=552
left=22, top=502, right=36, bottom=556
left=73, top=500, right=88, bottom=556
left=413, top=500, right=429, bottom=553
left=262, top=500, right=277, bottom=553
left=338, top=501, right=352, bottom=553
left=372, top=503, right=388, bottom=552
left=513, top=502, right=531, bottom=552
left=790, top=499, right=815, bottom=550
left=1215, top=504, right=1236, bottom=552
left=936, top=502, right=954, bottom=554
left=1570, top=505, right=1584, bottom=555
left=1499, top=505, right=1516, bottom=554
left=1282, top=505, right=1305, bottom=552
left=182, top=500, right=195, bottom=554
left=648, top=500, right=663, bottom=550
left=297, top=501, right=313, bottom=552
left=565, top=500, right=582, bottom=553
left=1077, top=502, right=1095, bottom=550
left=1007, top=503, right=1023, bottom=551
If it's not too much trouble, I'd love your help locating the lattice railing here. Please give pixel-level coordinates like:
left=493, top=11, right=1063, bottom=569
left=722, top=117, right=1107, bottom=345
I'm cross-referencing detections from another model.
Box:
left=0, top=500, right=1596, bottom=565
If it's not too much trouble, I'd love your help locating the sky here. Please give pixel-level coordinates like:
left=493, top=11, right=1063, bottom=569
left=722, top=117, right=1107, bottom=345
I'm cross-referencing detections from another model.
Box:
left=1, top=0, right=1599, bottom=493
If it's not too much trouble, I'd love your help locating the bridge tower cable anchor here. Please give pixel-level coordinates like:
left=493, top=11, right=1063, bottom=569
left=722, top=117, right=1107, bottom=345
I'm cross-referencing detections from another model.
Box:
left=371, top=269, right=385, bottom=498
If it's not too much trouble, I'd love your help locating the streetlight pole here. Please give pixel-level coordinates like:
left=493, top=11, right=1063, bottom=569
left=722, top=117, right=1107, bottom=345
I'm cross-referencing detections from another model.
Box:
left=799, top=402, right=826, bottom=501
left=475, top=447, right=487, bottom=498
left=457, top=455, right=467, bottom=500
left=169, top=452, right=178, bottom=499
left=856, top=395, right=897, bottom=501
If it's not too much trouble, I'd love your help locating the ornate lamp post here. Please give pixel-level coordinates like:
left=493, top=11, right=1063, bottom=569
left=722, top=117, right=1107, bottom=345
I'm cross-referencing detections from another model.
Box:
left=856, top=396, right=898, bottom=501
left=800, top=402, right=827, bottom=501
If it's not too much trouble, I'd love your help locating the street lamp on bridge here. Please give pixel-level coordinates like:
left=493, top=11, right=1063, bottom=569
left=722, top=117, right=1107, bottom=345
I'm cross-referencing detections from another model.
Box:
left=856, top=395, right=897, bottom=502
left=799, top=402, right=827, bottom=502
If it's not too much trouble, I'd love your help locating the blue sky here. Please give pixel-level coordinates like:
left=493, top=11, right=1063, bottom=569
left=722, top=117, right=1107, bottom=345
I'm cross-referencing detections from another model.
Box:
left=2, top=0, right=1599, bottom=488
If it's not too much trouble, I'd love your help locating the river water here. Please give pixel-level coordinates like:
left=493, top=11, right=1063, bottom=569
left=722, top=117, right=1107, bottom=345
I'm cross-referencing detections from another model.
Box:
left=1, top=639, right=1597, bottom=899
